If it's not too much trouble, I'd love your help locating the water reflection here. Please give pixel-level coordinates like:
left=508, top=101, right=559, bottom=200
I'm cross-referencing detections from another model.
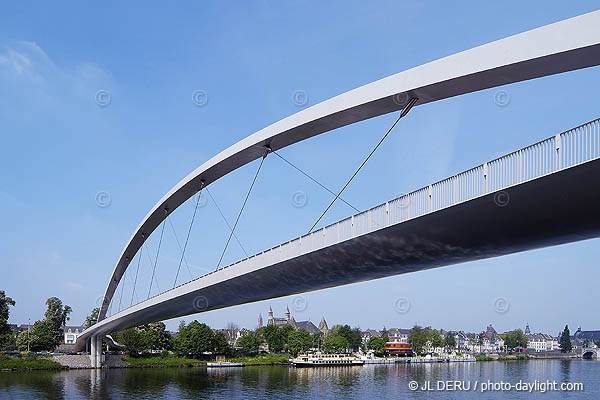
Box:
left=1, top=360, right=598, bottom=399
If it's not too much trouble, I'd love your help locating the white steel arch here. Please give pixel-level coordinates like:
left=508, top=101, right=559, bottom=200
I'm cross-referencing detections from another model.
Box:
left=99, top=10, right=600, bottom=320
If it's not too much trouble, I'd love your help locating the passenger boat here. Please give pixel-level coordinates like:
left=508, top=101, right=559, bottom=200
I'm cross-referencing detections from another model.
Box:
left=290, top=352, right=364, bottom=367
left=207, top=362, right=245, bottom=367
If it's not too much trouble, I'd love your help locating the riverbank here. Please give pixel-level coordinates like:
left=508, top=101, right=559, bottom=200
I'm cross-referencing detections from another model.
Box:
left=123, top=353, right=290, bottom=367
left=0, top=354, right=65, bottom=371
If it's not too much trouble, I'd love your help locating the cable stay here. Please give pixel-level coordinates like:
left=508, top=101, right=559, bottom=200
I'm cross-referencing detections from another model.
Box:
left=271, top=150, right=360, bottom=213
left=173, top=184, right=204, bottom=288
left=216, top=149, right=269, bottom=270
left=143, top=241, right=163, bottom=295
left=308, top=97, right=418, bottom=233
left=168, top=217, right=194, bottom=282
left=147, top=220, right=166, bottom=298
left=130, top=244, right=143, bottom=306
left=117, top=261, right=127, bottom=312
left=206, top=187, right=249, bottom=257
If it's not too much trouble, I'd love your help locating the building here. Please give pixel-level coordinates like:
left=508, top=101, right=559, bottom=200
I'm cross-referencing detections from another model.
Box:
left=388, top=329, right=410, bottom=344
left=63, top=325, right=84, bottom=345
left=572, top=326, right=600, bottom=343
left=525, top=324, right=559, bottom=352
left=361, top=329, right=382, bottom=347
left=263, top=306, right=328, bottom=335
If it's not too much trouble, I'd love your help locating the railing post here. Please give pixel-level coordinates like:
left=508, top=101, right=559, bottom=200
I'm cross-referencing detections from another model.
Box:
left=428, top=185, right=433, bottom=212
left=555, top=134, right=561, bottom=171
left=483, top=163, right=488, bottom=194
left=385, top=202, right=390, bottom=226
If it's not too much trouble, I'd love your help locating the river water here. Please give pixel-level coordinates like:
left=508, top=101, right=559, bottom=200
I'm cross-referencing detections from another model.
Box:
left=1, top=360, right=598, bottom=399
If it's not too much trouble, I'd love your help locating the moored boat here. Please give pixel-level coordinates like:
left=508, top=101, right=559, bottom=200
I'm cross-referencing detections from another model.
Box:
left=290, top=352, right=364, bottom=367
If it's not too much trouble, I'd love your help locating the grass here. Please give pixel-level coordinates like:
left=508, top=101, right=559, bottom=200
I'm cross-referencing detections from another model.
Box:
left=122, top=354, right=206, bottom=368
left=122, top=353, right=290, bottom=367
left=227, top=353, right=289, bottom=365
left=475, top=353, right=530, bottom=361
left=0, top=354, right=65, bottom=370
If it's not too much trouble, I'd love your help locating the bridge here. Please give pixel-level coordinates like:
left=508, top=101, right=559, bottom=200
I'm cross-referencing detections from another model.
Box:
left=76, top=11, right=600, bottom=366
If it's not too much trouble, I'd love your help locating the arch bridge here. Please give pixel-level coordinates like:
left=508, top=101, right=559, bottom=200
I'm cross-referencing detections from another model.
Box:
left=76, top=11, right=600, bottom=367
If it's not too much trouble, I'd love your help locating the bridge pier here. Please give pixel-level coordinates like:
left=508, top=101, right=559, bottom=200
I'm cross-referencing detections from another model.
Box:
left=89, top=335, right=103, bottom=368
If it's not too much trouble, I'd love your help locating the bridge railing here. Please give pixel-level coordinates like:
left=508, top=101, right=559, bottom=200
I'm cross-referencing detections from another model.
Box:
left=134, top=118, right=600, bottom=310
left=221, top=118, right=600, bottom=273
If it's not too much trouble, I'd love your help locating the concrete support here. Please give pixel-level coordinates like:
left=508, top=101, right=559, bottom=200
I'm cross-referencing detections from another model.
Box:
left=95, top=336, right=103, bottom=368
left=89, top=335, right=103, bottom=368
left=90, top=335, right=96, bottom=368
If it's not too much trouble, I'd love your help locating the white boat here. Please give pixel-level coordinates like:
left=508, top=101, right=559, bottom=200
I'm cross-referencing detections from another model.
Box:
left=207, top=362, right=245, bottom=367
left=290, top=352, right=364, bottom=367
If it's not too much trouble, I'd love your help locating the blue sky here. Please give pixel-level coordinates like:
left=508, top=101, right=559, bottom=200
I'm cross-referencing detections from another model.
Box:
left=1, top=1, right=599, bottom=336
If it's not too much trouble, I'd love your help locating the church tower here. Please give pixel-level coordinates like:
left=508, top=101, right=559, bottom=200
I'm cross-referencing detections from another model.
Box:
left=257, top=313, right=263, bottom=329
left=285, top=305, right=291, bottom=321
left=267, top=306, right=274, bottom=326
left=318, top=316, right=329, bottom=335
left=525, top=323, right=530, bottom=335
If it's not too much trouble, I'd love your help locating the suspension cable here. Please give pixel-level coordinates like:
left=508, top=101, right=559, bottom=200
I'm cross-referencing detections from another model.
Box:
left=206, top=187, right=249, bottom=257
left=308, top=97, right=418, bottom=233
left=118, top=260, right=127, bottom=312
left=148, top=220, right=166, bottom=298
left=216, top=151, right=268, bottom=270
left=173, top=185, right=204, bottom=287
left=271, top=150, right=359, bottom=213
left=168, top=216, right=194, bottom=281
left=144, top=241, right=161, bottom=294
left=130, top=244, right=143, bottom=306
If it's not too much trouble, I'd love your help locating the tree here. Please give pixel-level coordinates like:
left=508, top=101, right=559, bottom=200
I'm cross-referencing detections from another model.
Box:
left=0, top=291, right=15, bottom=335
left=444, top=333, right=457, bottom=350
left=559, top=325, right=572, bottom=353
left=0, top=291, right=16, bottom=350
left=120, top=327, right=144, bottom=354
left=367, top=336, right=386, bottom=354
left=409, top=326, right=428, bottom=355
left=16, top=321, right=55, bottom=352
left=174, top=321, right=214, bottom=354
left=380, top=328, right=389, bottom=344
left=429, top=329, right=444, bottom=350
left=43, top=297, right=72, bottom=350
left=503, top=329, right=528, bottom=350
left=85, top=308, right=99, bottom=329
left=238, top=331, right=260, bottom=353
left=213, top=331, right=231, bottom=354
left=287, top=329, right=312, bottom=356
left=261, top=324, right=284, bottom=352
left=310, top=332, right=322, bottom=349
left=280, top=324, right=295, bottom=349
left=322, top=335, right=348, bottom=353
left=329, top=325, right=361, bottom=351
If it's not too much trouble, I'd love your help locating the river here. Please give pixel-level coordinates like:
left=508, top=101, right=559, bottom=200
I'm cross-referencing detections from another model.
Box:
left=1, top=359, right=598, bottom=399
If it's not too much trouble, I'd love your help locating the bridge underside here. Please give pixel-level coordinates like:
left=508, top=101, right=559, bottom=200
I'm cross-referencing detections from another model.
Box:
left=79, top=159, right=600, bottom=342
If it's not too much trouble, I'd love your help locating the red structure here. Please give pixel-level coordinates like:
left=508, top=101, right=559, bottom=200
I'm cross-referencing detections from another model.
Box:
left=385, top=342, right=413, bottom=356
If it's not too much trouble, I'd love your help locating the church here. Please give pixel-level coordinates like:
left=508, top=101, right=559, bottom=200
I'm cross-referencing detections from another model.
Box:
left=257, top=306, right=328, bottom=335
